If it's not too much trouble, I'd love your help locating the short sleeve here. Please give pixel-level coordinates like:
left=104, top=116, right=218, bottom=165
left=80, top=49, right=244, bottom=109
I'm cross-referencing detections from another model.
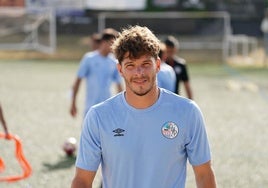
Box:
left=181, top=64, right=189, bottom=81
left=75, top=108, right=101, bottom=171
left=77, top=54, right=90, bottom=78
left=185, top=102, right=211, bottom=166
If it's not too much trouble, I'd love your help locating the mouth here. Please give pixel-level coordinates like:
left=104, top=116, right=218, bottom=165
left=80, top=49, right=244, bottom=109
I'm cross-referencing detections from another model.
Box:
left=132, top=78, right=147, bottom=85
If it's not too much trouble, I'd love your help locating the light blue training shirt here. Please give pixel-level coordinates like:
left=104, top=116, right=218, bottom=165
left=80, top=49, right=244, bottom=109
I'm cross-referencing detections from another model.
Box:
left=157, top=62, right=176, bottom=92
left=76, top=88, right=211, bottom=188
left=77, top=50, right=121, bottom=114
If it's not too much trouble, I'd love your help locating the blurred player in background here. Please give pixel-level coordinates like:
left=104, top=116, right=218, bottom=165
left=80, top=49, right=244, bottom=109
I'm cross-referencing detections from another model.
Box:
left=70, top=28, right=122, bottom=188
left=71, top=25, right=216, bottom=188
left=70, top=28, right=123, bottom=118
left=90, top=33, right=102, bottom=51
left=157, top=42, right=176, bottom=92
left=164, top=35, right=193, bottom=99
left=0, top=103, right=9, bottom=139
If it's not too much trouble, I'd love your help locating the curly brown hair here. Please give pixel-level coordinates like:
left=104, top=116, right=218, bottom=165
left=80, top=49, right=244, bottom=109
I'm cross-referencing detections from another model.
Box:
left=112, top=25, right=160, bottom=64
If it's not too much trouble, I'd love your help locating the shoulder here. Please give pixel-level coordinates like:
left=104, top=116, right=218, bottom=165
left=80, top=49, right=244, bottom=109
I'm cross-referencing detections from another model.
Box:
left=161, top=62, right=173, bottom=69
left=161, top=89, right=203, bottom=123
left=107, top=53, right=118, bottom=64
left=174, top=56, right=186, bottom=65
left=90, top=93, right=122, bottom=113
left=81, top=51, right=99, bottom=62
left=160, top=88, right=194, bottom=107
left=84, top=50, right=98, bottom=57
left=160, top=63, right=174, bottom=72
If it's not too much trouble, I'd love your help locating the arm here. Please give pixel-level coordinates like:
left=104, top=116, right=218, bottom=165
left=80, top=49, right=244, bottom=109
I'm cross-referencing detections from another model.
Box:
left=183, top=81, right=193, bottom=100
left=0, top=104, right=9, bottom=137
left=70, top=78, right=82, bottom=117
left=193, top=161, right=217, bottom=188
left=71, top=167, right=96, bottom=188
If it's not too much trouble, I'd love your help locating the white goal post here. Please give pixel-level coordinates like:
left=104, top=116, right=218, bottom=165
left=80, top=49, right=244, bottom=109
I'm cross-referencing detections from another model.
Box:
left=98, top=11, right=231, bottom=61
left=0, top=7, right=56, bottom=54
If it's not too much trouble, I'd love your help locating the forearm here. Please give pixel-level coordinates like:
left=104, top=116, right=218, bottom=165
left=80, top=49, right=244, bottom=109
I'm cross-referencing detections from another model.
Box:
left=70, top=78, right=81, bottom=117
left=193, top=161, right=217, bottom=188
left=196, top=172, right=217, bottom=188
left=3, top=122, right=8, bottom=132
left=186, top=89, right=193, bottom=100
left=71, top=168, right=95, bottom=188
left=2, top=122, right=8, bottom=134
left=0, top=118, right=7, bottom=130
left=184, top=81, right=193, bottom=99
left=0, top=107, right=8, bottom=133
left=71, top=80, right=80, bottom=104
left=71, top=178, right=92, bottom=188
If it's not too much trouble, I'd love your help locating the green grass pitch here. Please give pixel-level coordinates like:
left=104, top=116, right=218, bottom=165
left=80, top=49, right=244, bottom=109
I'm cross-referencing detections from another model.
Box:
left=0, top=60, right=268, bottom=187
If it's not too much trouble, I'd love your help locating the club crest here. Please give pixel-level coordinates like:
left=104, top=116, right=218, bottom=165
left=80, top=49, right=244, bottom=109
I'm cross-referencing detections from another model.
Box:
left=161, top=122, right=179, bottom=139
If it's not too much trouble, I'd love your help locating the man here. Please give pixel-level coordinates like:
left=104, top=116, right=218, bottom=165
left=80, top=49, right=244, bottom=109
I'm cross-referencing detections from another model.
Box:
left=157, top=42, right=176, bottom=92
left=71, top=25, right=217, bottom=188
left=165, top=35, right=193, bottom=99
left=70, top=28, right=123, bottom=117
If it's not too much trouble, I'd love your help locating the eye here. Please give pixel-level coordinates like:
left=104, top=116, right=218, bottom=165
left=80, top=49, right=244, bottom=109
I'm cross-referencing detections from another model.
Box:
left=142, top=62, right=151, bottom=68
left=125, top=64, right=134, bottom=69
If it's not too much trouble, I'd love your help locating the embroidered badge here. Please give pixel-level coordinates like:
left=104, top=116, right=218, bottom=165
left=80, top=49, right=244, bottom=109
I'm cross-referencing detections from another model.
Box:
left=161, top=122, right=179, bottom=139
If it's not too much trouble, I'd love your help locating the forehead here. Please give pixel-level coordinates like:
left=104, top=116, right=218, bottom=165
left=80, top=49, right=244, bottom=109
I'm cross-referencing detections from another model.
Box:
left=166, top=45, right=176, bottom=50
left=122, top=52, right=154, bottom=63
left=102, top=38, right=114, bottom=43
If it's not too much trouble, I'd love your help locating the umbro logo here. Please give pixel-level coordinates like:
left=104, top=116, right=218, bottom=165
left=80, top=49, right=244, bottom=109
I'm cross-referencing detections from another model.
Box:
left=113, top=128, right=125, bottom=137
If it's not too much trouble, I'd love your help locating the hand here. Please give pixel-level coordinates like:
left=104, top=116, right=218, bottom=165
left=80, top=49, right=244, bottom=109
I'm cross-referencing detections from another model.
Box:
left=70, top=104, right=77, bottom=118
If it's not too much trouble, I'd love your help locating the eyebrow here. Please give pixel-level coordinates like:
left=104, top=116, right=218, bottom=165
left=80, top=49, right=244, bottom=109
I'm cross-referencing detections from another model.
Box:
left=123, top=58, right=152, bottom=65
left=143, top=59, right=153, bottom=63
left=123, top=61, right=134, bottom=66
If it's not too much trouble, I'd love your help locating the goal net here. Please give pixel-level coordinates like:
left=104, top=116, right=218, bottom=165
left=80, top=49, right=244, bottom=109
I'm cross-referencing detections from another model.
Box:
left=98, top=11, right=231, bottom=61
left=0, top=7, right=56, bottom=54
left=226, top=34, right=262, bottom=67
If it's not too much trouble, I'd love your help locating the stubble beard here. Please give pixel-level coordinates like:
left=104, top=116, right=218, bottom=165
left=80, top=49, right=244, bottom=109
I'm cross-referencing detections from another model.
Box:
left=125, top=75, right=156, bottom=96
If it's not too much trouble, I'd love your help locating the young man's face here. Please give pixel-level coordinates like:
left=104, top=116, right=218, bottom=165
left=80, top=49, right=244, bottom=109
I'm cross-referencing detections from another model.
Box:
left=117, top=53, right=160, bottom=96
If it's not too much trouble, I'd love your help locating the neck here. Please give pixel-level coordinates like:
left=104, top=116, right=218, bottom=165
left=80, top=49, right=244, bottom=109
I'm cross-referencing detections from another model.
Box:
left=166, top=58, right=174, bottom=67
left=99, top=49, right=109, bottom=57
left=125, top=86, right=160, bottom=109
left=98, top=44, right=109, bottom=56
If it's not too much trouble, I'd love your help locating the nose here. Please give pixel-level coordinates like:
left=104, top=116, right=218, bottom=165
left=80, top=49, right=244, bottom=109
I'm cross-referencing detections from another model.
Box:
left=134, top=66, right=144, bottom=75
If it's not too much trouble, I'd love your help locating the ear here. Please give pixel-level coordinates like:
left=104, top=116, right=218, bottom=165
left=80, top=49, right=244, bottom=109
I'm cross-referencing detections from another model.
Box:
left=156, top=57, right=161, bottom=73
left=117, top=63, right=123, bottom=76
